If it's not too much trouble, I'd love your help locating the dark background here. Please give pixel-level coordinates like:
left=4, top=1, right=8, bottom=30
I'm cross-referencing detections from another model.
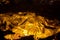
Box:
left=0, top=0, right=60, bottom=20
left=0, top=0, right=60, bottom=40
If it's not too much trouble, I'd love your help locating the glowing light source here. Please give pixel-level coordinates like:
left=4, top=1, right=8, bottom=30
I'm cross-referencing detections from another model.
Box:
left=0, top=12, right=60, bottom=40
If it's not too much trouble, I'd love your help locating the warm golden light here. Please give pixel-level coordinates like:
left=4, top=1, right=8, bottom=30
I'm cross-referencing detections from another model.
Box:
left=0, top=12, right=60, bottom=40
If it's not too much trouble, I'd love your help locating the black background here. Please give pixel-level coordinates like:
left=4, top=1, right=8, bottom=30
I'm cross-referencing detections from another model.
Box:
left=0, top=0, right=60, bottom=20
left=0, top=0, right=60, bottom=40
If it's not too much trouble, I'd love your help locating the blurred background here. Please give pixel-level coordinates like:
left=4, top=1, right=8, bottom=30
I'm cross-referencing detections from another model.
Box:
left=0, top=0, right=60, bottom=20
left=0, top=0, right=60, bottom=40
